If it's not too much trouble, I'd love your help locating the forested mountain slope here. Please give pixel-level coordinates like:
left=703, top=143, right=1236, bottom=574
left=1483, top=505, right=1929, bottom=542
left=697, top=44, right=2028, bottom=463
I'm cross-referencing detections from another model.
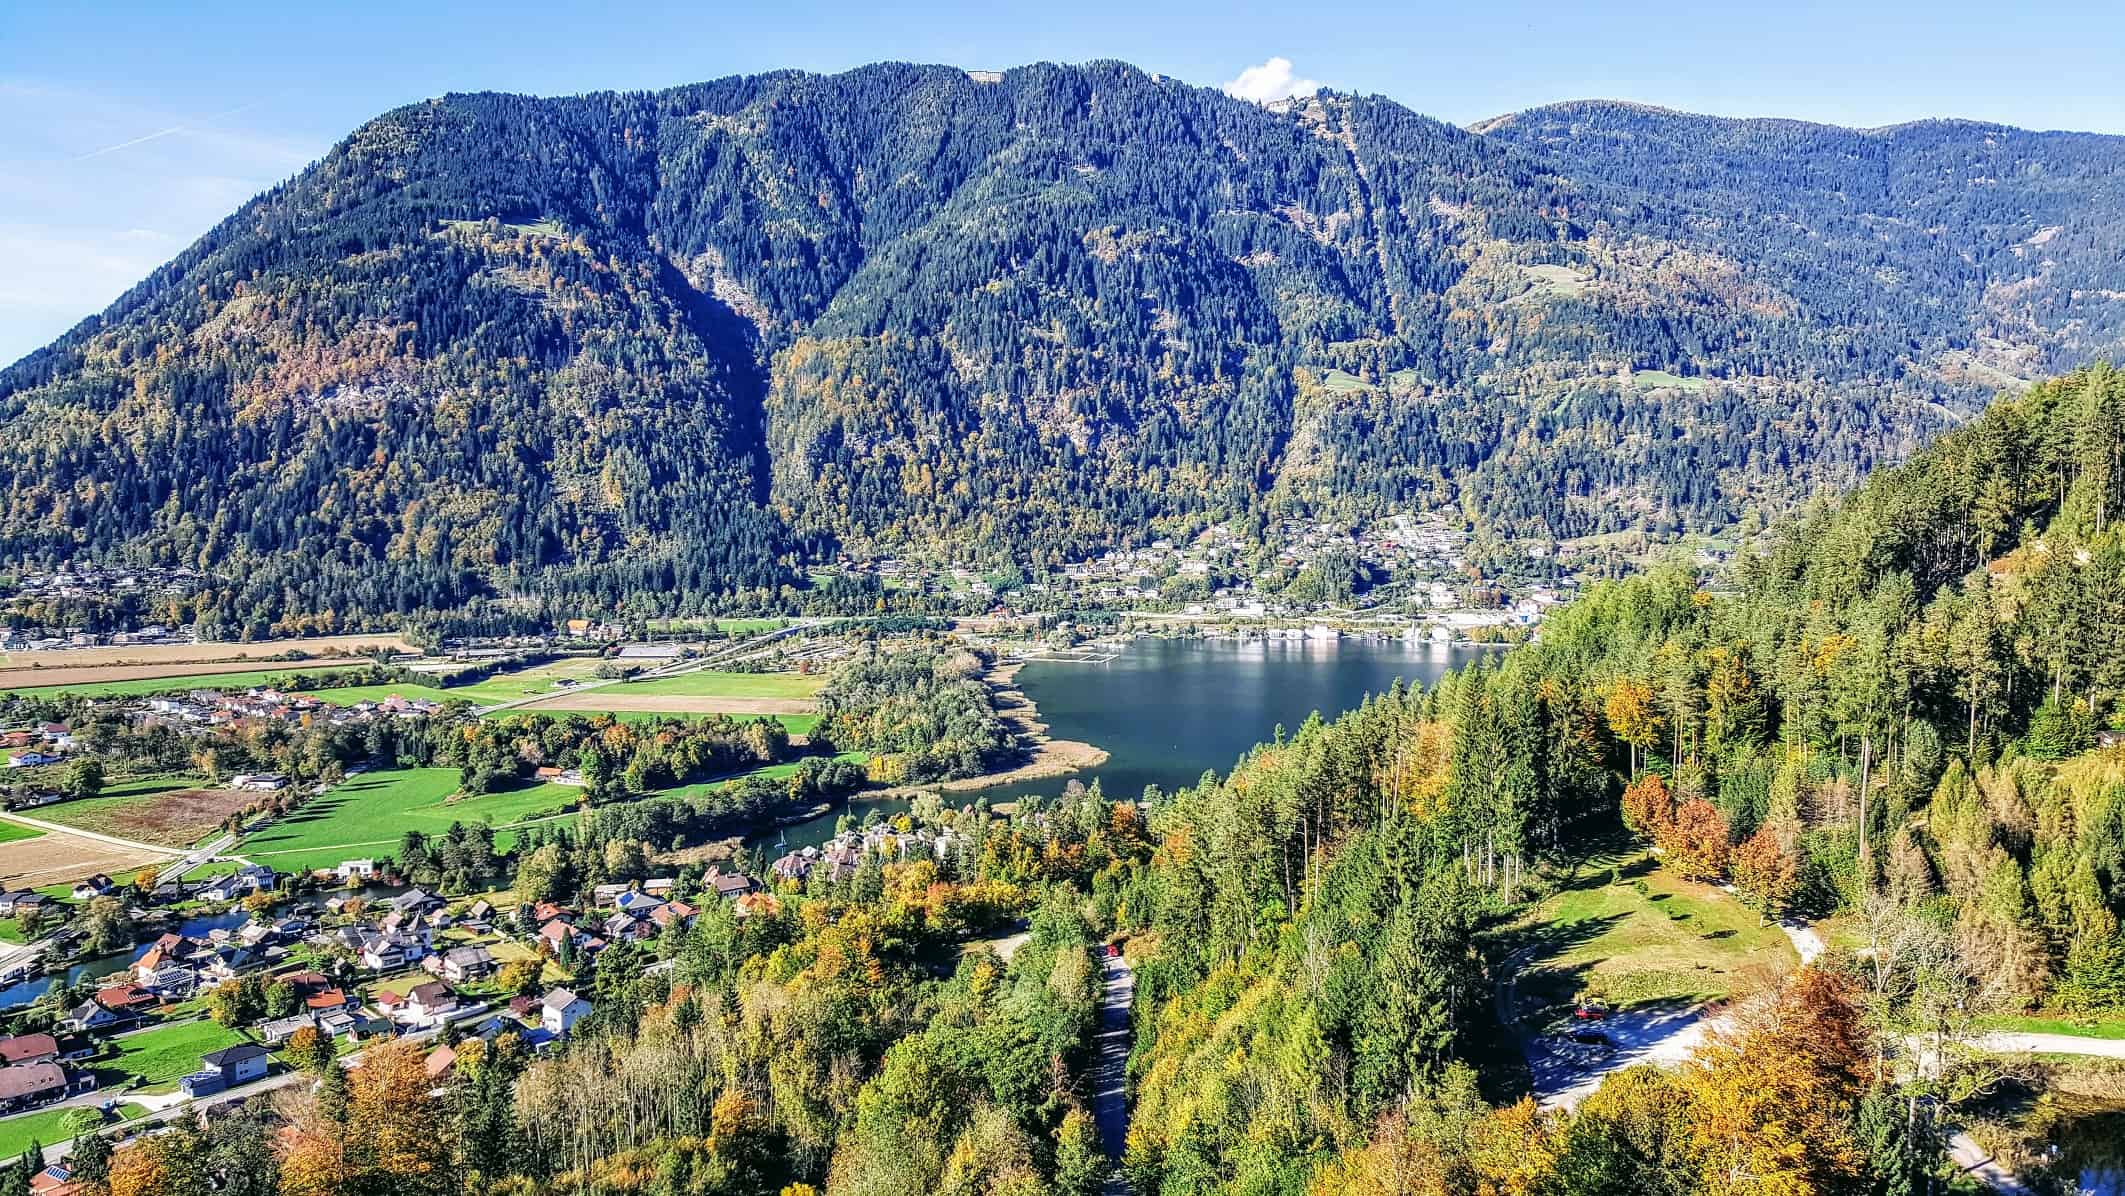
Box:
left=4, top=62, right=2123, bottom=623
left=1114, top=364, right=2125, bottom=1196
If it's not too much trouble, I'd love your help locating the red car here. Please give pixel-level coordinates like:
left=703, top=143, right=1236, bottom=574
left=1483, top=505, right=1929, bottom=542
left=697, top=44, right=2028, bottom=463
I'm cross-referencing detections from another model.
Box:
left=1103, top=944, right=1121, bottom=959
left=1573, top=1003, right=1610, bottom=1021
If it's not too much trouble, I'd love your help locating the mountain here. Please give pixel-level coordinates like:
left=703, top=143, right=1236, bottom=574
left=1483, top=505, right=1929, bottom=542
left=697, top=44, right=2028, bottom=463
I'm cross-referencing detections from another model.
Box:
left=4, top=62, right=2124, bottom=626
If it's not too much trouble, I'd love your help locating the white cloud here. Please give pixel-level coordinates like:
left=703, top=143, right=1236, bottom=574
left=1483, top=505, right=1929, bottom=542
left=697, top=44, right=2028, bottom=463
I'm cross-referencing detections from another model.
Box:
left=1223, top=57, right=1322, bottom=104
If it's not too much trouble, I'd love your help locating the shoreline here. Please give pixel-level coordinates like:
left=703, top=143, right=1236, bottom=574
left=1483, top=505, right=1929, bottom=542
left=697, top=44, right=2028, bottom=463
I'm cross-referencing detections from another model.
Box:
left=875, top=660, right=1109, bottom=798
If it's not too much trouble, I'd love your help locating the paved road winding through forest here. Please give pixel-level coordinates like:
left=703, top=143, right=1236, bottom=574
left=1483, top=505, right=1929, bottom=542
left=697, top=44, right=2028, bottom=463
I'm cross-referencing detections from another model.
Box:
left=1094, top=950, right=1135, bottom=1193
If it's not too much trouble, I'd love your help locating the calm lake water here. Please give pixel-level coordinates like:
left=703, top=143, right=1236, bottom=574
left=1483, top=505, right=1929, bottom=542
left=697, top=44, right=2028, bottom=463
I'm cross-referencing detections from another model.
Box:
left=757, top=635, right=1491, bottom=852
left=2044, top=1104, right=2125, bottom=1195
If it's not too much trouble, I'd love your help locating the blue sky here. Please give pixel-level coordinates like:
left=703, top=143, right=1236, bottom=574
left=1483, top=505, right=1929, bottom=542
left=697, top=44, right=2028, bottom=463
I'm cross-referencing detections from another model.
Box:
left=5, top=0, right=2121, bottom=365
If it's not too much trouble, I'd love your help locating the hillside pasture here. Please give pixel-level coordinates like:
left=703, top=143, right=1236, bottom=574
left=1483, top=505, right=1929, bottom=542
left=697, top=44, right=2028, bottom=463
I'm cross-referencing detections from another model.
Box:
left=1502, top=851, right=1794, bottom=1015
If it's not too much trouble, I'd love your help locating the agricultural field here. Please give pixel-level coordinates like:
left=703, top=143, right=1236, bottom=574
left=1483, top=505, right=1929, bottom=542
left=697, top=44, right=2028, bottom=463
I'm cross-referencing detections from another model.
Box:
left=1501, top=852, right=1794, bottom=1013
left=96, top=1019, right=252, bottom=1092
left=512, top=668, right=824, bottom=718
left=238, top=767, right=578, bottom=872
left=644, top=617, right=789, bottom=635
left=424, top=657, right=609, bottom=705
left=0, top=661, right=370, bottom=698
left=0, top=822, right=171, bottom=890
left=31, top=775, right=248, bottom=848
left=0, top=633, right=415, bottom=670
left=612, top=670, right=823, bottom=700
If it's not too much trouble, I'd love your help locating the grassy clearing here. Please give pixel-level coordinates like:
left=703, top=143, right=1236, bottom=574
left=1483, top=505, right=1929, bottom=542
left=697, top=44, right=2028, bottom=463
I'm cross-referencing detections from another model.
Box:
left=0, top=664, right=368, bottom=699
left=1629, top=369, right=1710, bottom=393
left=1976, top=1013, right=2125, bottom=1040
left=616, top=671, right=823, bottom=700
left=0, top=821, right=42, bottom=845
left=102, top=1019, right=250, bottom=1091
left=238, top=767, right=577, bottom=872
left=1506, top=852, right=1795, bottom=1011
left=0, top=1101, right=147, bottom=1161
left=1519, top=262, right=1591, bottom=298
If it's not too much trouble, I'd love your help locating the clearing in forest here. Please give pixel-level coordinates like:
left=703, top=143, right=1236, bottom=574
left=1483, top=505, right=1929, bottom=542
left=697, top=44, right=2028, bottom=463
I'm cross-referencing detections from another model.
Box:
left=1502, top=850, right=1795, bottom=1017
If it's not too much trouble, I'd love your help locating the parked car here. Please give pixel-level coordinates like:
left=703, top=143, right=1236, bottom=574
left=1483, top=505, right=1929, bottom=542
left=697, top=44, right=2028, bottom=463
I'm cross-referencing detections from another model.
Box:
left=1573, top=1003, right=1610, bottom=1021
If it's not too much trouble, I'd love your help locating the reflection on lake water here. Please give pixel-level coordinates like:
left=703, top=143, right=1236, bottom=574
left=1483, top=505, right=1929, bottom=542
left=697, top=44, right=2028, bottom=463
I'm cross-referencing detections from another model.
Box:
left=2040, top=1104, right=2125, bottom=1195
left=757, top=635, right=1493, bottom=852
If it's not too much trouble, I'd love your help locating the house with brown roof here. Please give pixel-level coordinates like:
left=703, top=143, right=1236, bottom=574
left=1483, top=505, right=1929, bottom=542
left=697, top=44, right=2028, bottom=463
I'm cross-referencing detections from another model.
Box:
left=379, top=981, right=458, bottom=1027
left=0, top=1034, right=60, bottom=1068
left=0, top=1062, right=68, bottom=1112
left=423, top=1043, right=457, bottom=1082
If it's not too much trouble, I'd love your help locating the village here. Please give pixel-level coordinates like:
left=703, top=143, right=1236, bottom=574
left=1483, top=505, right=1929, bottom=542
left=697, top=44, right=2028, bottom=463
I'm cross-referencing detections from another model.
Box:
left=0, top=850, right=795, bottom=1186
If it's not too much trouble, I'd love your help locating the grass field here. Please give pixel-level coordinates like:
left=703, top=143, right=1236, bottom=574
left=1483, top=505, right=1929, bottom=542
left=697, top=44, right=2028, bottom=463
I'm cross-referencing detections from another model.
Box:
left=1629, top=369, right=1710, bottom=392
left=0, top=821, right=42, bottom=845
left=32, top=775, right=244, bottom=847
left=0, top=663, right=369, bottom=699
left=0, top=1101, right=147, bottom=1162
left=101, top=1019, right=251, bottom=1091
left=239, top=767, right=579, bottom=871
left=1976, top=1013, right=2125, bottom=1040
left=427, top=658, right=608, bottom=705
left=616, top=670, right=823, bottom=700
left=644, top=617, right=788, bottom=635
left=1505, top=851, right=1795, bottom=1011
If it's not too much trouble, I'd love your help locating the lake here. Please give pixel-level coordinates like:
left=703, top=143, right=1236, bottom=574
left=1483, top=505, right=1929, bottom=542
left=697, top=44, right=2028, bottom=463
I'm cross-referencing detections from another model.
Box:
left=755, top=635, right=1491, bottom=852
left=2041, top=1103, right=2125, bottom=1195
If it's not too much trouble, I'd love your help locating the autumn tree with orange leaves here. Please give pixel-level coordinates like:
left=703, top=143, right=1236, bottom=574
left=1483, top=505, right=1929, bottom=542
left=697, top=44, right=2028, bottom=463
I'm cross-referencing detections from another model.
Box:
left=1656, top=799, right=1732, bottom=882
left=1731, top=821, right=1802, bottom=924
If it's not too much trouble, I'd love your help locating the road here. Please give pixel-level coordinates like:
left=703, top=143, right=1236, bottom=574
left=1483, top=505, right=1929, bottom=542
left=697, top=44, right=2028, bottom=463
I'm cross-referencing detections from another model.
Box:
left=1949, top=1133, right=2033, bottom=1195
left=1093, top=951, right=1134, bottom=1193
left=158, top=831, right=236, bottom=885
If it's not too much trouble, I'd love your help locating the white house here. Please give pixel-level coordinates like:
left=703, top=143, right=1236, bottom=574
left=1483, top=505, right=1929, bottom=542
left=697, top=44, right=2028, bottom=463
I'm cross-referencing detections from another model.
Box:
left=540, top=988, right=591, bottom=1037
